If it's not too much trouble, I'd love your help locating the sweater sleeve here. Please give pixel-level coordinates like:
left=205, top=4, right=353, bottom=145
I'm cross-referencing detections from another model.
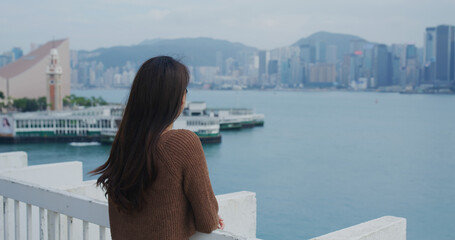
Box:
left=180, top=131, right=219, bottom=233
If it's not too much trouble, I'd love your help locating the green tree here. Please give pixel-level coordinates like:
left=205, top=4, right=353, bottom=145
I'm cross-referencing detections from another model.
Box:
left=13, top=98, right=38, bottom=112
left=96, top=96, right=108, bottom=105
left=63, top=94, right=108, bottom=107
left=37, top=97, right=47, bottom=110
left=63, top=95, right=71, bottom=107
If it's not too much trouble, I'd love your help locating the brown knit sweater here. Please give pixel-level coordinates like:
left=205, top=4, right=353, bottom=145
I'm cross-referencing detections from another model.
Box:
left=109, top=129, right=219, bottom=240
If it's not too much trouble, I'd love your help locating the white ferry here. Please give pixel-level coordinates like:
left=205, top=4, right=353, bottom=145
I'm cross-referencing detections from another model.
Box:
left=185, top=102, right=265, bottom=130
left=0, top=106, right=122, bottom=143
left=99, top=116, right=221, bottom=144
left=0, top=105, right=222, bottom=144
left=173, top=116, right=221, bottom=143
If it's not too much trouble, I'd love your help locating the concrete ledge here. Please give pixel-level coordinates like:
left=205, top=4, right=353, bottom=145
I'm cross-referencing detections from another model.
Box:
left=64, top=180, right=108, bottom=202
left=191, top=230, right=247, bottom=240
left=216, top=191, right=257, bottom=239
left=0, top=161, right=83, bottom=188
left=311, top=216, right=406, bottom=240
left=0, top=151, right=27, bottom=168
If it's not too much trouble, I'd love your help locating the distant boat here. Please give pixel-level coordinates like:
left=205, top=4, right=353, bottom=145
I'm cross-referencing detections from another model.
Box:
left=69, top=142, right=101, bottom=147
left=100, top=115, right=222, bottom=144
left=185, top=102, right=265, bottom=130
left=0, top=105, right=123, bottom=144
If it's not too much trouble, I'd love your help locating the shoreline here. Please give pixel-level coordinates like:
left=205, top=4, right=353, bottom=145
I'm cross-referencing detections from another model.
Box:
left=71, top=87, right=455, bottom=95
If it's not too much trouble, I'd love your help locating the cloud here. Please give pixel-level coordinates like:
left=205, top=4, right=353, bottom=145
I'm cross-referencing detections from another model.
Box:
left=1, top=0, right=455, bottom=52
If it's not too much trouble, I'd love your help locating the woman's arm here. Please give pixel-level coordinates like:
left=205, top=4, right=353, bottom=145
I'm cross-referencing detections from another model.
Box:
left=182, top=132, right=220, bottom=233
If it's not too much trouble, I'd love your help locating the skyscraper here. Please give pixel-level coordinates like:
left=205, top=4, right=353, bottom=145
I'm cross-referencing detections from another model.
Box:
left=258, top=51, right=267, bottom=85
left=374, top=44, right=391, bottom=87
left=299, top=44, right=315, bottom=63
left=216, top=51, right=224, bottom=75
left=424, top=27, right=436, bottom=63
left=405, top=45, right=419, bottom=87
left=11, top=48, right=23, bottom=61
left=316, top=41, right=327, bottom=63
left=432, top=25, right=455, bottom=86
left=326, top=45, right=337, bottom=64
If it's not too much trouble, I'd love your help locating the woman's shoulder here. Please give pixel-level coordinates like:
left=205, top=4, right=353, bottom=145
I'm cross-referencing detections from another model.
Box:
left=159, top=129, right=202, bottom=152
left=162, top=129, right=199, bottom=143
left=158, top=129, right=205, bottom=171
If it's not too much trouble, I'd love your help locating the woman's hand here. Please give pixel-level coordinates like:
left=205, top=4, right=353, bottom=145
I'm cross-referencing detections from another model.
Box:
left=218, top=216, right=225, bottom=230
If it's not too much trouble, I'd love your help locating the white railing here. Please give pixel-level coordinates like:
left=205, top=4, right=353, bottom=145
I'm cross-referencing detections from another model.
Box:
left=0, top=152, right=258, bottom=240
left=310, top=216, right=406, bottom=240
left=1, top=176, right=108, bottom=240
left=0, top=176, right=255, bottom=240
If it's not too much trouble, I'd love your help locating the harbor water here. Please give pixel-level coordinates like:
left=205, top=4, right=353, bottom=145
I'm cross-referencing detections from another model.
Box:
left=1, top=90, right=454, bottom=240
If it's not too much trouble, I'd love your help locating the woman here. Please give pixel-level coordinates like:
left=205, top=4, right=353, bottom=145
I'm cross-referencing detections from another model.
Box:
left=91, top=56, right=223, bottom=239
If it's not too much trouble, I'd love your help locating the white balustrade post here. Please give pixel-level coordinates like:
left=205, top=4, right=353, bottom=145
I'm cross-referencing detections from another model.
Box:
left=3, top=197, right=9, bottom=240
left=99, top=226, right=106, bottom=240
left=14, top=200, right=20, bottom=240
left=48, top=210, right=59, bottom=240
left=83, top=221, right=89, bottom=240
left=67, top=216, right=73, bottom=240
left=39, top=208, right=45, bottom=240
left=27, top=204, right=32, bottom=240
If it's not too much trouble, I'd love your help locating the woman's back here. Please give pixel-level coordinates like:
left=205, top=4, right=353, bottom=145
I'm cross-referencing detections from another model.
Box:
left=108, top=129, right=219, bottom=240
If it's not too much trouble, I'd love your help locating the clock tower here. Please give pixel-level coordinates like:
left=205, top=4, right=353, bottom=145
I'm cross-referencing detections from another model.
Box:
left=46, top=48, right=63, bottom=111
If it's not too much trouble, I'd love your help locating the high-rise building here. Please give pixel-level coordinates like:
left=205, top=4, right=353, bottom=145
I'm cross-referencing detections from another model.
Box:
left=423, top=27, right=436, bottom=84
left=391, top=55, right=402, bottom=86
left=299, top=44, right=315, bottom=84
left=405, top=45, right=419, bottom=87
left=11, top=48, right=23, bottom=61
left=341, top=55, right=351, bottom=87
left=289, top=55, right=303, bottom=86
left=361, top=44, right=375, bottom=81
left=299, top=44, right=315, bottom=63
left=216, top=51, right=224, bottom=75
left=309, top=63, right=336, bottom=87
left=225, top=57, right=237, bottom=76
left=316, top=41, right=327, bottom=63
left=258, top=51, right=267, bottom=85
left=326, top=45, right=337, bottom=64
left=433, top=25, right=455, bottom=85
left=349, top=52, right=362, bottom=84
left=280, top=60, right=291, bottom=85
left=373, top=44, right=391, bottom=87
left=268, top=60, right=278, bottom=75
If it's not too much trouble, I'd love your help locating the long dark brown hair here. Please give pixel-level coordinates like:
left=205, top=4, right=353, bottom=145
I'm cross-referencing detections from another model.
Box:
left=91, top=56, right=189, bottom=213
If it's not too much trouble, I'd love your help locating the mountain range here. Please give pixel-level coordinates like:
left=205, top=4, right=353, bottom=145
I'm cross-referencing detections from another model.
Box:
left=77, top=32, right=369, bottom=68
left=293, top=31, right=366, bottom=59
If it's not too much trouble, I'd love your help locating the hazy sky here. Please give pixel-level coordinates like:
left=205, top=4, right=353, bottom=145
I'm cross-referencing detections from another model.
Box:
left=1, top=0, right=454, bottom=53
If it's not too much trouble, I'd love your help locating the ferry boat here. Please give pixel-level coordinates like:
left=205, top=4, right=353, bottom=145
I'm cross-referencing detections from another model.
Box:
left=0, top=106, right=122, bottom=143
left=0, top=105, right=222, bottom=144
left=208, top=108, right=265, bottom=130
left=100, top=116, right=221, bottom=144
left=185, top=102, right=265, bottom=131
left=173, top=116, right=221, bottom=143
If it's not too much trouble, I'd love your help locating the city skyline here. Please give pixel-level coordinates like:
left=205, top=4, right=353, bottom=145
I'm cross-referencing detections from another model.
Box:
left=1, top=0, right=455, bottom=53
